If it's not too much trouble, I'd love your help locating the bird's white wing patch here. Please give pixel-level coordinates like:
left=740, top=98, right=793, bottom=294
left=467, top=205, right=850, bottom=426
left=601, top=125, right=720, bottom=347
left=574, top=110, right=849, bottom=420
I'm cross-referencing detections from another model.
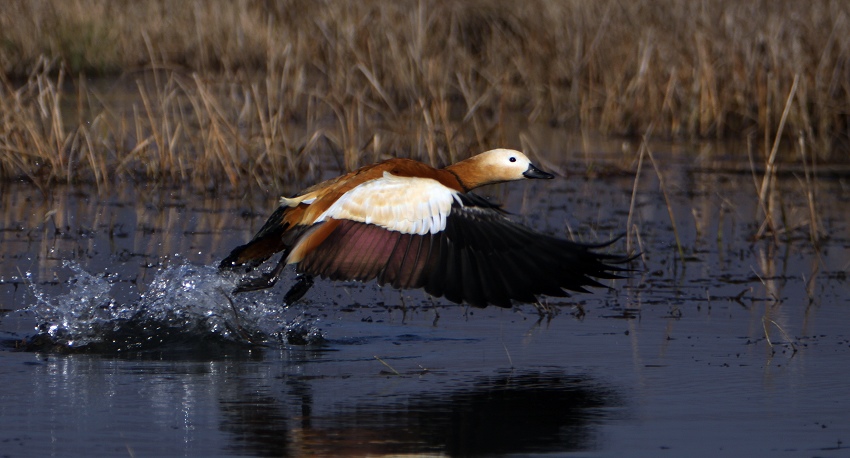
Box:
left=280, top=194, right=317, bottom=207
left=315, top=172, right=461, bottom=235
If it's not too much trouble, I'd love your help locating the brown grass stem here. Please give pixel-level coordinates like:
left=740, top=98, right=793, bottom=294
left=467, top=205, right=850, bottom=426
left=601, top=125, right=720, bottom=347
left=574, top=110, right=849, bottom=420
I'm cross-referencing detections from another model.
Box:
left=796, top=134, right=822, bottom=247
left=626, top=140, right=645, bottom=255
left=373, top=355, right=401, bottom=376
left=641, top=130, right=685, bottom=263
left=761, top=316, right=798, bottom=354
left=755, top=74, right=799, bottom=241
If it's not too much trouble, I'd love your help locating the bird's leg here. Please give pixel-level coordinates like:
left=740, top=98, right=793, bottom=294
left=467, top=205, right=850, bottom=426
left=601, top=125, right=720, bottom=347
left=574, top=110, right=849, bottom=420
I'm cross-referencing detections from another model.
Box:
left=219, top=287, right=259, bottom=344
left=233, top=253, right=288, bottom=293
left=284, top=274, right=314, bottom=305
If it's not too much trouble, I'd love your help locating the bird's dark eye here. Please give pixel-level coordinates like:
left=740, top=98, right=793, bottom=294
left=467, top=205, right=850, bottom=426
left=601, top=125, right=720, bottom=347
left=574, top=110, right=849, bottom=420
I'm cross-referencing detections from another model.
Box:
left=509, top=157, right=516, bottom=162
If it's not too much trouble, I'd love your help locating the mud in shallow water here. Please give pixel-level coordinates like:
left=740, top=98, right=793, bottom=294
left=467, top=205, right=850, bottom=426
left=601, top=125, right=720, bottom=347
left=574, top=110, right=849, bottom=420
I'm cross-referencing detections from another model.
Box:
left=1, top=149, right=850, bottom=456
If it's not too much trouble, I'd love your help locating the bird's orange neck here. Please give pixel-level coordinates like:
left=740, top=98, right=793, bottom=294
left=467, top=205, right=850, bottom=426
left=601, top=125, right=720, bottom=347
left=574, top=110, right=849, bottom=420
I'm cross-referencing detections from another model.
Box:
left=443, top=156, right=494, bottom=190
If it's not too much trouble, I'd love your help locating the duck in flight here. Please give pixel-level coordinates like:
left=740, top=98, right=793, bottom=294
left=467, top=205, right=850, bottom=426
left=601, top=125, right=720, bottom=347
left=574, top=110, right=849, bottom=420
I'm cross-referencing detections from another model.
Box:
left=219, top=149, right=632, bottom=308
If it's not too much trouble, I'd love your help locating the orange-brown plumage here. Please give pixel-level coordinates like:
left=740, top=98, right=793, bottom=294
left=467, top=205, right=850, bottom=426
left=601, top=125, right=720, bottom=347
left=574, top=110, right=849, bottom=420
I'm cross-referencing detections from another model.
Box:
left=220, top=149, right=632, bottom=308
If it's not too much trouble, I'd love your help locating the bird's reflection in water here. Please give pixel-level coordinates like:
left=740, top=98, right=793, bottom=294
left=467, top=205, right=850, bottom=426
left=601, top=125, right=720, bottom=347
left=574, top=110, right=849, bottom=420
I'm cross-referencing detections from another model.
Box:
left=220, top=370, right=624, bottom=456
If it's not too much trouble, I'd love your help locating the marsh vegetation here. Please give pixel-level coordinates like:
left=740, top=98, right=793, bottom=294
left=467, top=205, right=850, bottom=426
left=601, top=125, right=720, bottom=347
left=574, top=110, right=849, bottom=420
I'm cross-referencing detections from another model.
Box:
left=1, top=0, right=848, bottom=190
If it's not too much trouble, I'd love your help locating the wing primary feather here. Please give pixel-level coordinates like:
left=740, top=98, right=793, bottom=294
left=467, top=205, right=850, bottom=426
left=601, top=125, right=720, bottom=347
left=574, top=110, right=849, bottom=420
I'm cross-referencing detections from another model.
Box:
left=456, top=247, right=481, bottom=307
left=440, top=216, right=468, bottom=304
left=425, top=228, right=451, bottom=300
left=409, top=232, right=437, bottom=290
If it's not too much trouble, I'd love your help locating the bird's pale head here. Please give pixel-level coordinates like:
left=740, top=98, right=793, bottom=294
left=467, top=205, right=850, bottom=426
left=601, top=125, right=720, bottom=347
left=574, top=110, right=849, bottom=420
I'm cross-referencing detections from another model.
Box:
left=448, top=148, right=554, bottom=189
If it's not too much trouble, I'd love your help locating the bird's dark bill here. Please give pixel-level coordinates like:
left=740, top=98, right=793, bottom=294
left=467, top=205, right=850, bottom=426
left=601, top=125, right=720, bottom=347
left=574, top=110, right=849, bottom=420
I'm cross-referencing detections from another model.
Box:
left=523, top=163, right=555, bottom=179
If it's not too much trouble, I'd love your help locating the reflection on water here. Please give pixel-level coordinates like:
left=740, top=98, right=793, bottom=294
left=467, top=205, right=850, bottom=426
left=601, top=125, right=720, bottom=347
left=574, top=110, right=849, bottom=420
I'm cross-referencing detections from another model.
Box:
left=5, top=350, right=620, bottom=456
left=220, top=371, right=621, bottom=456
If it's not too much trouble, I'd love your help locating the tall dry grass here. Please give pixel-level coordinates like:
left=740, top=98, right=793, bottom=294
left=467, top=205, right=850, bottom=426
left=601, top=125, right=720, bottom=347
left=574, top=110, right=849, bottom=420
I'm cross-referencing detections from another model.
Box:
left=1, top=0, right=848, bottom=189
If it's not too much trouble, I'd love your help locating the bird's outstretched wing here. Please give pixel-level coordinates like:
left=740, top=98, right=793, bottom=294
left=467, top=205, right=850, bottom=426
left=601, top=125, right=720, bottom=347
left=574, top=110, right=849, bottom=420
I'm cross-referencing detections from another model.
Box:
left=296, top=188, right=631, bottom=308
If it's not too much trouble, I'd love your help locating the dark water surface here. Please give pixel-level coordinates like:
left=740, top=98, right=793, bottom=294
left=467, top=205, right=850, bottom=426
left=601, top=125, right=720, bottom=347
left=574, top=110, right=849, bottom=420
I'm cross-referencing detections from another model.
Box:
left=1, top=146, right=849, bottom=457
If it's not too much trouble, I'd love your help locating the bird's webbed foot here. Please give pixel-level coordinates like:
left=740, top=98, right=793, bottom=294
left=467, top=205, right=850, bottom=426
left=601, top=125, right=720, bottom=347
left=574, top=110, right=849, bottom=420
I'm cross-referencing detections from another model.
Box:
left=232, top=257, right=287, bottom=293
left=284, top=274, right=314, bottom=305
left=233, top=274, right=280, bottom=293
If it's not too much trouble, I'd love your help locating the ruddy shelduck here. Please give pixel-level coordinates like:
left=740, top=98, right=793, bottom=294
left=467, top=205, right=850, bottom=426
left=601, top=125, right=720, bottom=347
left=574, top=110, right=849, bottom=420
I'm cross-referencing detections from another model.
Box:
left=220, top=149, right=631, bottom=308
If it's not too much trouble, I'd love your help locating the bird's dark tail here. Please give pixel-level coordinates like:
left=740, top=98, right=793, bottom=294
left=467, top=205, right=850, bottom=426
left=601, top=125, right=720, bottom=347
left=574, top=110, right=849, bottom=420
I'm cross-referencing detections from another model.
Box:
left=219, top=206, right=291, bottom=270
left=219, top=234, right=287, bottom=271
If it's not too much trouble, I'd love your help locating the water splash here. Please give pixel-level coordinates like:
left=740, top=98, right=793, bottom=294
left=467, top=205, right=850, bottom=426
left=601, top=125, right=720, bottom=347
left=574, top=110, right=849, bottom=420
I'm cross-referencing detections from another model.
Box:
left=25, top=261, right=323, bottom=352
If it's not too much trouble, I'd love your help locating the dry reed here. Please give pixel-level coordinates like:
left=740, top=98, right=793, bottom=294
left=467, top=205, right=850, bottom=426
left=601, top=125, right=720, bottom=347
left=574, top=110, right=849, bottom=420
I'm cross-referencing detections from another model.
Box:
left=1, top=0, right=848, bottom=190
